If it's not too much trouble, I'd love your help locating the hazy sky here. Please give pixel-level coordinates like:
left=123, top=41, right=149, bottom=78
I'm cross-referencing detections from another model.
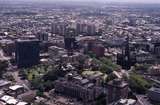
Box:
left=66, top=0, right=160, bottom=3
left=2, top=0, right=160, bottom=4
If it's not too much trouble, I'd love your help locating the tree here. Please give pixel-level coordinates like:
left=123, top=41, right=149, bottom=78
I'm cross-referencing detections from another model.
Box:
left=134, top=64, right=151, bottom=72
left=36, top=90, right=44, bottom=97
left=30, top=77, right=44, bottom=91
left=88, top=51, right=97, bottom=58
left=129, top=73, right=151, bottom=94
left=43, top=67, right=65, bottom=81
left=99, top=64, right=113, bottom=74
left=95, top=93, right=106, bottom=105
left=43, top=80, right=54, bottom=91
left=100, top=57, right=120, bottom=71
left=93, top=57, right=120, bottom=74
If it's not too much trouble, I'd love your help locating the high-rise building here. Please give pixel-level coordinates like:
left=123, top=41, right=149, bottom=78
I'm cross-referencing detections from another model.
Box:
left=59, top=23, right=67, bottom=36
left=117, top=35, right=136, bottom=70
left=153, top=42, right=160, bottom=58
left=15, top=40, right=40, bottom=68
left=76, top=23, right=96, bottom=35
left=76, top=23, right=86, bottom=34
left=36, top=32, right=48, bottom=41
left=64, top=28, right=78, bottom=55
left=87, top=24, right=96, bottom=35
left=51, top=23, right=59, bottom=35
left=51, top=23, right=67, bottom=36
left=64, top=38, right=76, bottom=50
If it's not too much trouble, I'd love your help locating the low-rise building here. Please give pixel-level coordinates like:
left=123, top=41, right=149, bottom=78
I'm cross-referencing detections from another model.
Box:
left=7, top=85, right=25, bottom=97
left=149, top=65, right=160, bottom=75
left=113, top=99, right=137, bottom=105
left=0, top=95, right=29, bottom=105
left=148, top=87, right=160, bottom=102
left=0, top=80, right=11, bottom=90
left=54, top=74, right=104, bottom=102
left=48, top=46, right=67, bottom=64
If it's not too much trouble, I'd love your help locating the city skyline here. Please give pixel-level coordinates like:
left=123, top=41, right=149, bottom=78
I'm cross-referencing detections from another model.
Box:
left=0, top=0, right=160, bottom=105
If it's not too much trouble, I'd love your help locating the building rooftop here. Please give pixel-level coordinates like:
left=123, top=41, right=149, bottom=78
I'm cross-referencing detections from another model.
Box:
left=108, top=79, right=128, bottom=88
left=16, top=39, right=39, bottom=43
left=16, top=102, right=28, bottom=105
left=0, top=80, right=11, bottom=87
left=6, top=98, right=18, bottom=105
left=0, top=101, right=6, bottom=105
left=149, top=87, right=160, bottom=94
left=116, top=99, right=136, bottom=105
left=9, top=85, right=23, bottom=91
left=80, top=79, right=89, bottom=85
left=0, top=95, right=14, bottom=102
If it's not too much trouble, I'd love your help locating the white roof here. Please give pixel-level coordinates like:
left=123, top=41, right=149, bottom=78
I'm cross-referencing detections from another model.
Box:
left=127, top=99, right=136, bottom=104
left=0, top=101, right=6, bottom=105
left=1, top=95, right=13, bottom=102
left=118, top=99, right=136, bottom=105
left=9, top=85, right=23, bottom=91
left=16, top=102, right=28, bottom=105
left=6, top=98, right=18, bottom=104
left=119, top=99, right=127, bottom=104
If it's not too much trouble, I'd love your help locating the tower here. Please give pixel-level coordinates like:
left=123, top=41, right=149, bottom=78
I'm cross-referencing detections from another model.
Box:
left=124, top=35, right=131, bottom=70
left=37, top=32, right=48, bottom=41
left=117, top=34, right=134, bottom=70
left=15, top=40, right=40, bottom=68
left=64, top=28, right=78, bottom=56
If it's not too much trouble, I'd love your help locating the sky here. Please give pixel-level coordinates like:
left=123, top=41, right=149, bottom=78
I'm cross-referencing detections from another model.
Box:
left=66, top=0, right=160, bottom=3
left=1, top=0, right=160, bottom=4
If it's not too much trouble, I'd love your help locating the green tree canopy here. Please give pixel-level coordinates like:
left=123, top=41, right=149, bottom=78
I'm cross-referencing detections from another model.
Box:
left=129, top=73, right=151, bottom=94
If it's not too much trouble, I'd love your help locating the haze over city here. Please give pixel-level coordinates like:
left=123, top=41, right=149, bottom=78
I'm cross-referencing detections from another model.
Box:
left=1, top=0, right=160, bottom=3
left=0, top=0, right=160, bottom=105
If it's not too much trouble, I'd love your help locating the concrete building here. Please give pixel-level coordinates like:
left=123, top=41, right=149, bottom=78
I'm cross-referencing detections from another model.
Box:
left=135, top=50, right=154, bottom=64
left=54, top=74, right=103, bottom=102
left=36, top=32, right=48, bottom=41
left=149, top=65, right=160, bottom=75
left=7, top=85, right=25, bottom=97
left=106, top=79, right=129, bottom=104
left=148, top=87, right=160, bottom=102
left=113, top=99, right=137, bottom=105
left=153, top=42, right=160, bottom=58
left=0, top=80, right=11, bottom=90
left=0, top=39, right=15, bottom=56
left=91, top=44, right=105, bottom=57
left=48, top=46, right=67, bottom=64
left=76, top=23, right=96, bottom=35
left=61, top=53, right=84, bottom=65
left=51, top=23, right=67, bottom=36
left=87, top=24, right=96, bottom=35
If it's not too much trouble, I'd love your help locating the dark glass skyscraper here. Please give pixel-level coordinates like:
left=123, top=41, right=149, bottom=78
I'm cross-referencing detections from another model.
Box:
left=15, top=40, right=40, bottom=68
left=117, top=35, right=136, bottom=70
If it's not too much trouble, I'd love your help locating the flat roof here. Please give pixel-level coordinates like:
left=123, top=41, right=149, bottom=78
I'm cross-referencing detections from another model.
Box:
left=6, top=98, right=18, bottom=105
left=0, top=101, right=6, bottom=105
left=16, top=39, right=39, bottom=43
left=0, top=80, right=11, bottom=87
left=1, top=95, right=14, bottom=102
left=9, top=85, right=23, bottom=91
left=16, top=102, right=28, bottom=105
left=149, top=87, right=160, bottom=94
